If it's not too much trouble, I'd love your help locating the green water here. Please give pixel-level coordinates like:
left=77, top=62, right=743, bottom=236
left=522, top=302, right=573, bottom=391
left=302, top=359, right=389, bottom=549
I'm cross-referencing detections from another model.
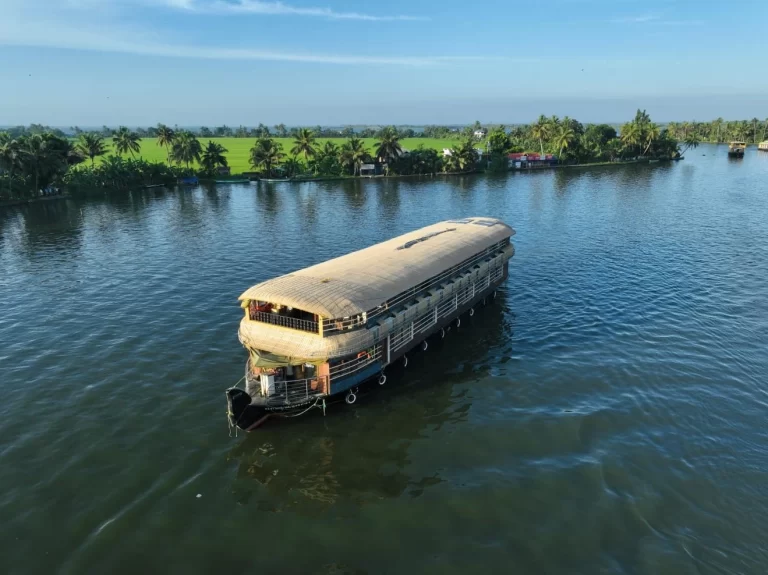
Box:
left=2, top=145, right=768, bottom=574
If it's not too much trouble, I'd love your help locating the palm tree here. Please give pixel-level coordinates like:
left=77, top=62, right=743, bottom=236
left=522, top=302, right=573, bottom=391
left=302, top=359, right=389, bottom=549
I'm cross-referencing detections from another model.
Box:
left=679, top=133, right=701, bottom=156
left=530, top=115, right=550, bottom=156
left=548, top=115, right=561, bottom=134
left=249, top=138, right=285, bottom=177
left=605, top=139, right=623, bottom=162
left=751, top=118, right=760, bottom=143
left=643, top=123, right=660, bottom=156
left=76, top=133, right=107, bottom=166
left=200, top=141, right=228, bottom=174
left=290, top=128, right=317, bottom=162
left=620, top=122, right=641, bottom=156
left=375, top=127, right=403, bottom=163
left=19, top=134, right=49, bottom=194
left=446, top=137, right=479, bottom=172
left=340, top=136, right=368, bottom=176
left=112, top=127, right=141, bottom=158
left=0, top=136, right=21, bottom=197
left=282, top=157, right=303, bottom=178
left=712, top=117, right=724, bottom=143
left=318, top=141, right=339, bottom=160
left=634, top=109, right=651, bottom=130
left=156, top=124, right=175, bottom=162
left=554, top=124, right=576, bottom=160
left=170, top=131, right=202, bottom=168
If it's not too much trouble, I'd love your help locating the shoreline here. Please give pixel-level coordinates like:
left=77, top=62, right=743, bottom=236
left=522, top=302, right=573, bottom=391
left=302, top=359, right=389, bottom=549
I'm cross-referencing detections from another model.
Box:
left=0, top=159, right=676, bottom=209
left=0, top=194, right=71, bottom=209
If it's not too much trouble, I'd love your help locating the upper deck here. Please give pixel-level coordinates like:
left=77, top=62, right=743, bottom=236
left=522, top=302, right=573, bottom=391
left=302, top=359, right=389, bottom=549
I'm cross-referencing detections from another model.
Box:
left=239, top=217, right=515, bottom=328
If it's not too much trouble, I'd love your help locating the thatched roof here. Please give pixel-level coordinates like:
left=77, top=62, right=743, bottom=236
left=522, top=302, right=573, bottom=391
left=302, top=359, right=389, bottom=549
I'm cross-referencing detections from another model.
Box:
left=239, top=217, right=514, bottom=319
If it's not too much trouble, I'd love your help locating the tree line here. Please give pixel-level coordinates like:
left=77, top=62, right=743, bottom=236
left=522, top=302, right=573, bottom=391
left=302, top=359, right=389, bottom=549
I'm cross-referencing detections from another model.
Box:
left=1, top=110, right=699, bottom=201
left=247, top=126, right=479, bottom=178
left=665, top=118, right=768, bottom=145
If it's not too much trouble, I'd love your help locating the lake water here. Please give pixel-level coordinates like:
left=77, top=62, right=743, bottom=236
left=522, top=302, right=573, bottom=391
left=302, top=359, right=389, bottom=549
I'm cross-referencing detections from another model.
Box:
left=2, top=144, right=768, bottom=574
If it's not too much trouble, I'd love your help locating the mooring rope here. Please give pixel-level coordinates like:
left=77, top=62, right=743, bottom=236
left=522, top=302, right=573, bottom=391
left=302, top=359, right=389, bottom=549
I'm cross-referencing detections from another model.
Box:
left=275, top=397, right=324, bottom=419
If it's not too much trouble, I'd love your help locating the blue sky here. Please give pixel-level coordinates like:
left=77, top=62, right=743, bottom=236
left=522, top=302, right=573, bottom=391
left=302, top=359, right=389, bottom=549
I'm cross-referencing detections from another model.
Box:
left=1, top=0, right=767, bottom=126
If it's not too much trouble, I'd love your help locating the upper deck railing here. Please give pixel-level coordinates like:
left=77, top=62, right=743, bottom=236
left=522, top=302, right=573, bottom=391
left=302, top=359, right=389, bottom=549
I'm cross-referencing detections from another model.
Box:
left=250, top=310, right=319, bottom=334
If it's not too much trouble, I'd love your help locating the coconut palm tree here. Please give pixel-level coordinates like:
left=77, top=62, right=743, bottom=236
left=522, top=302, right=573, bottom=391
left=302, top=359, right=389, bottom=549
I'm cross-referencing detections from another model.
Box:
left=0, top=136, right=21, bottom=197
left=200, top=141, right=228, bottom=174
left=318, top=141, right=339, bottom=160
left=76, top=133, right=107, bottom=166
left=375, top=127, right=403, bottom=163
left=290, top=128, right=317, bottom=162
left=311, top=141, right=342, bottom=176
left=249, top=138, right=285, bottom=177
left=554, top=124, right=576, bottom=160
left=620, top=122, right=641, bottom=156
left=170, top=131, right=202, bottom=168
left=156, top=124, right=175, bottom=162
left=712, top=118, right=724, bottom=143
left=530, top=115, right=550, bottom=156
left=340, top=136, right=368, bottom=176
left=643, top=123, right=661, bottom=156
left=112, top=127, right=141, bottom=158
left=282, top=157, right=303, bottom=178
left=445, top=137, right=478, bottom=172
left=679, top=133, right=701, bottom=156
left=605, top=139, right=623, bottom=162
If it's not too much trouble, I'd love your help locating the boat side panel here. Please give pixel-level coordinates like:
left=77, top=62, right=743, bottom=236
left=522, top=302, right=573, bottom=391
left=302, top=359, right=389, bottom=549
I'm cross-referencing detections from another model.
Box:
left=330, top=362, right=383, bottom=394
left=383, top=271, right=506, bottom=366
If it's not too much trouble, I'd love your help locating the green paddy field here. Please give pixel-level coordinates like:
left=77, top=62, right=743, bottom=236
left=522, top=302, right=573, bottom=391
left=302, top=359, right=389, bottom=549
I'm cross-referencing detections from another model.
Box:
left=101, top=137, right=463, bottom=173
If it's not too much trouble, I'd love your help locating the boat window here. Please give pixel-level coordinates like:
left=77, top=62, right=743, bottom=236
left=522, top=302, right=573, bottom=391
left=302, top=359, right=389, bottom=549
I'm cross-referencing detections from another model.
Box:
left=446, top=218, right=474, bottom=224
left=472, top=219, right=498, bottom=227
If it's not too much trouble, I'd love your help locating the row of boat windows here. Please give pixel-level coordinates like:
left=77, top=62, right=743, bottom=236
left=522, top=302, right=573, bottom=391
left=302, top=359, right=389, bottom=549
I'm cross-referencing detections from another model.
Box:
left=325, top=238, right=510, bottom=334
left=247, top=237, right=511, bottom=336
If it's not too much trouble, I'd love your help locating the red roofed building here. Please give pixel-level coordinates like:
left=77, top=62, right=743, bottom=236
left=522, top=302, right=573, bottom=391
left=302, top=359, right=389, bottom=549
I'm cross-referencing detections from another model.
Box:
left=508, top=152, right=558, bottom=169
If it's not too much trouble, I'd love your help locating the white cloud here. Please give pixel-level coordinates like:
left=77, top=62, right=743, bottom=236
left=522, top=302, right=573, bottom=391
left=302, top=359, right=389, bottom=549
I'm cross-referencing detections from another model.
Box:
left=0, top=0, right=480, bottom=66
left=135, top=0, right=426, bottom=21
left=612, top=14, right=658, bottom=24
left=612, top=14, right=703, bottom=26
left=0, top=0, right=471, bottom=65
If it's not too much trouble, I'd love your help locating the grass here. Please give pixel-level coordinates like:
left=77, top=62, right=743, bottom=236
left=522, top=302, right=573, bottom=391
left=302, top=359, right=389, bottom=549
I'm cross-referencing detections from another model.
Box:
left=100, top=137, right=465, bottom=174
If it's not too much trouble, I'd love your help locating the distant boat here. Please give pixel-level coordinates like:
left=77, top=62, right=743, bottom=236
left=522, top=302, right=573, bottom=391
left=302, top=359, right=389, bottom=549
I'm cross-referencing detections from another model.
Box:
left=178, top=176, right=199, bottom=185
left=728, top=141, right=746, bottom=157
left=758, top=141, right=768, bottom=152
left=259, top=178, right=291, bottom=183
left=215, top=179, right=250, bottom=184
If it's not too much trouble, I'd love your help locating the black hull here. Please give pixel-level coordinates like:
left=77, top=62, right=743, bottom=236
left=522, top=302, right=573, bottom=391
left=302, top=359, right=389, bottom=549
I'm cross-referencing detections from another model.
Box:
left=227, top=388, right=325, bottom=430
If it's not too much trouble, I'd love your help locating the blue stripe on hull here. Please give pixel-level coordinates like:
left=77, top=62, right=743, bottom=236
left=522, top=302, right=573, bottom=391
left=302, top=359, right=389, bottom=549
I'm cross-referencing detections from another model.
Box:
left=331, top=362, right=382, bottom=395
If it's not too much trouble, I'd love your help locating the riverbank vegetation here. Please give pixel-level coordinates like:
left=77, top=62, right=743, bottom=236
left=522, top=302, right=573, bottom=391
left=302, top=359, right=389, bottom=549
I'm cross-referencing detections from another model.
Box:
left=0, top=109, right=719, bottom=201
left=665, top=118, right=768, bottom=145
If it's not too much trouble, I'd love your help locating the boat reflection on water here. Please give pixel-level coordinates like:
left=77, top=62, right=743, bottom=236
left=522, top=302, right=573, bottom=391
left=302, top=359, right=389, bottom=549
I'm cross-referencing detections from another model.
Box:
left=227, top=294, right=512, bottom=510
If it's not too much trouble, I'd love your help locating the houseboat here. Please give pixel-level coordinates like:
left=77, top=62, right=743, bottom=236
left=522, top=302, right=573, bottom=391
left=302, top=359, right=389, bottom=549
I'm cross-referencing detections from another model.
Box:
left=226, top=217, right=515, bottom=430
left=758, top=141, right=768, bottom=152
left=728, top=141, right=746, bottom=157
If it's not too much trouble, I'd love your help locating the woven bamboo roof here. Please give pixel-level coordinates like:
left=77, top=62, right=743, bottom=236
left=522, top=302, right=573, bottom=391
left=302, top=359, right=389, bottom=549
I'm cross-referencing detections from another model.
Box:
left=239, top=217, right=514, bottom=319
